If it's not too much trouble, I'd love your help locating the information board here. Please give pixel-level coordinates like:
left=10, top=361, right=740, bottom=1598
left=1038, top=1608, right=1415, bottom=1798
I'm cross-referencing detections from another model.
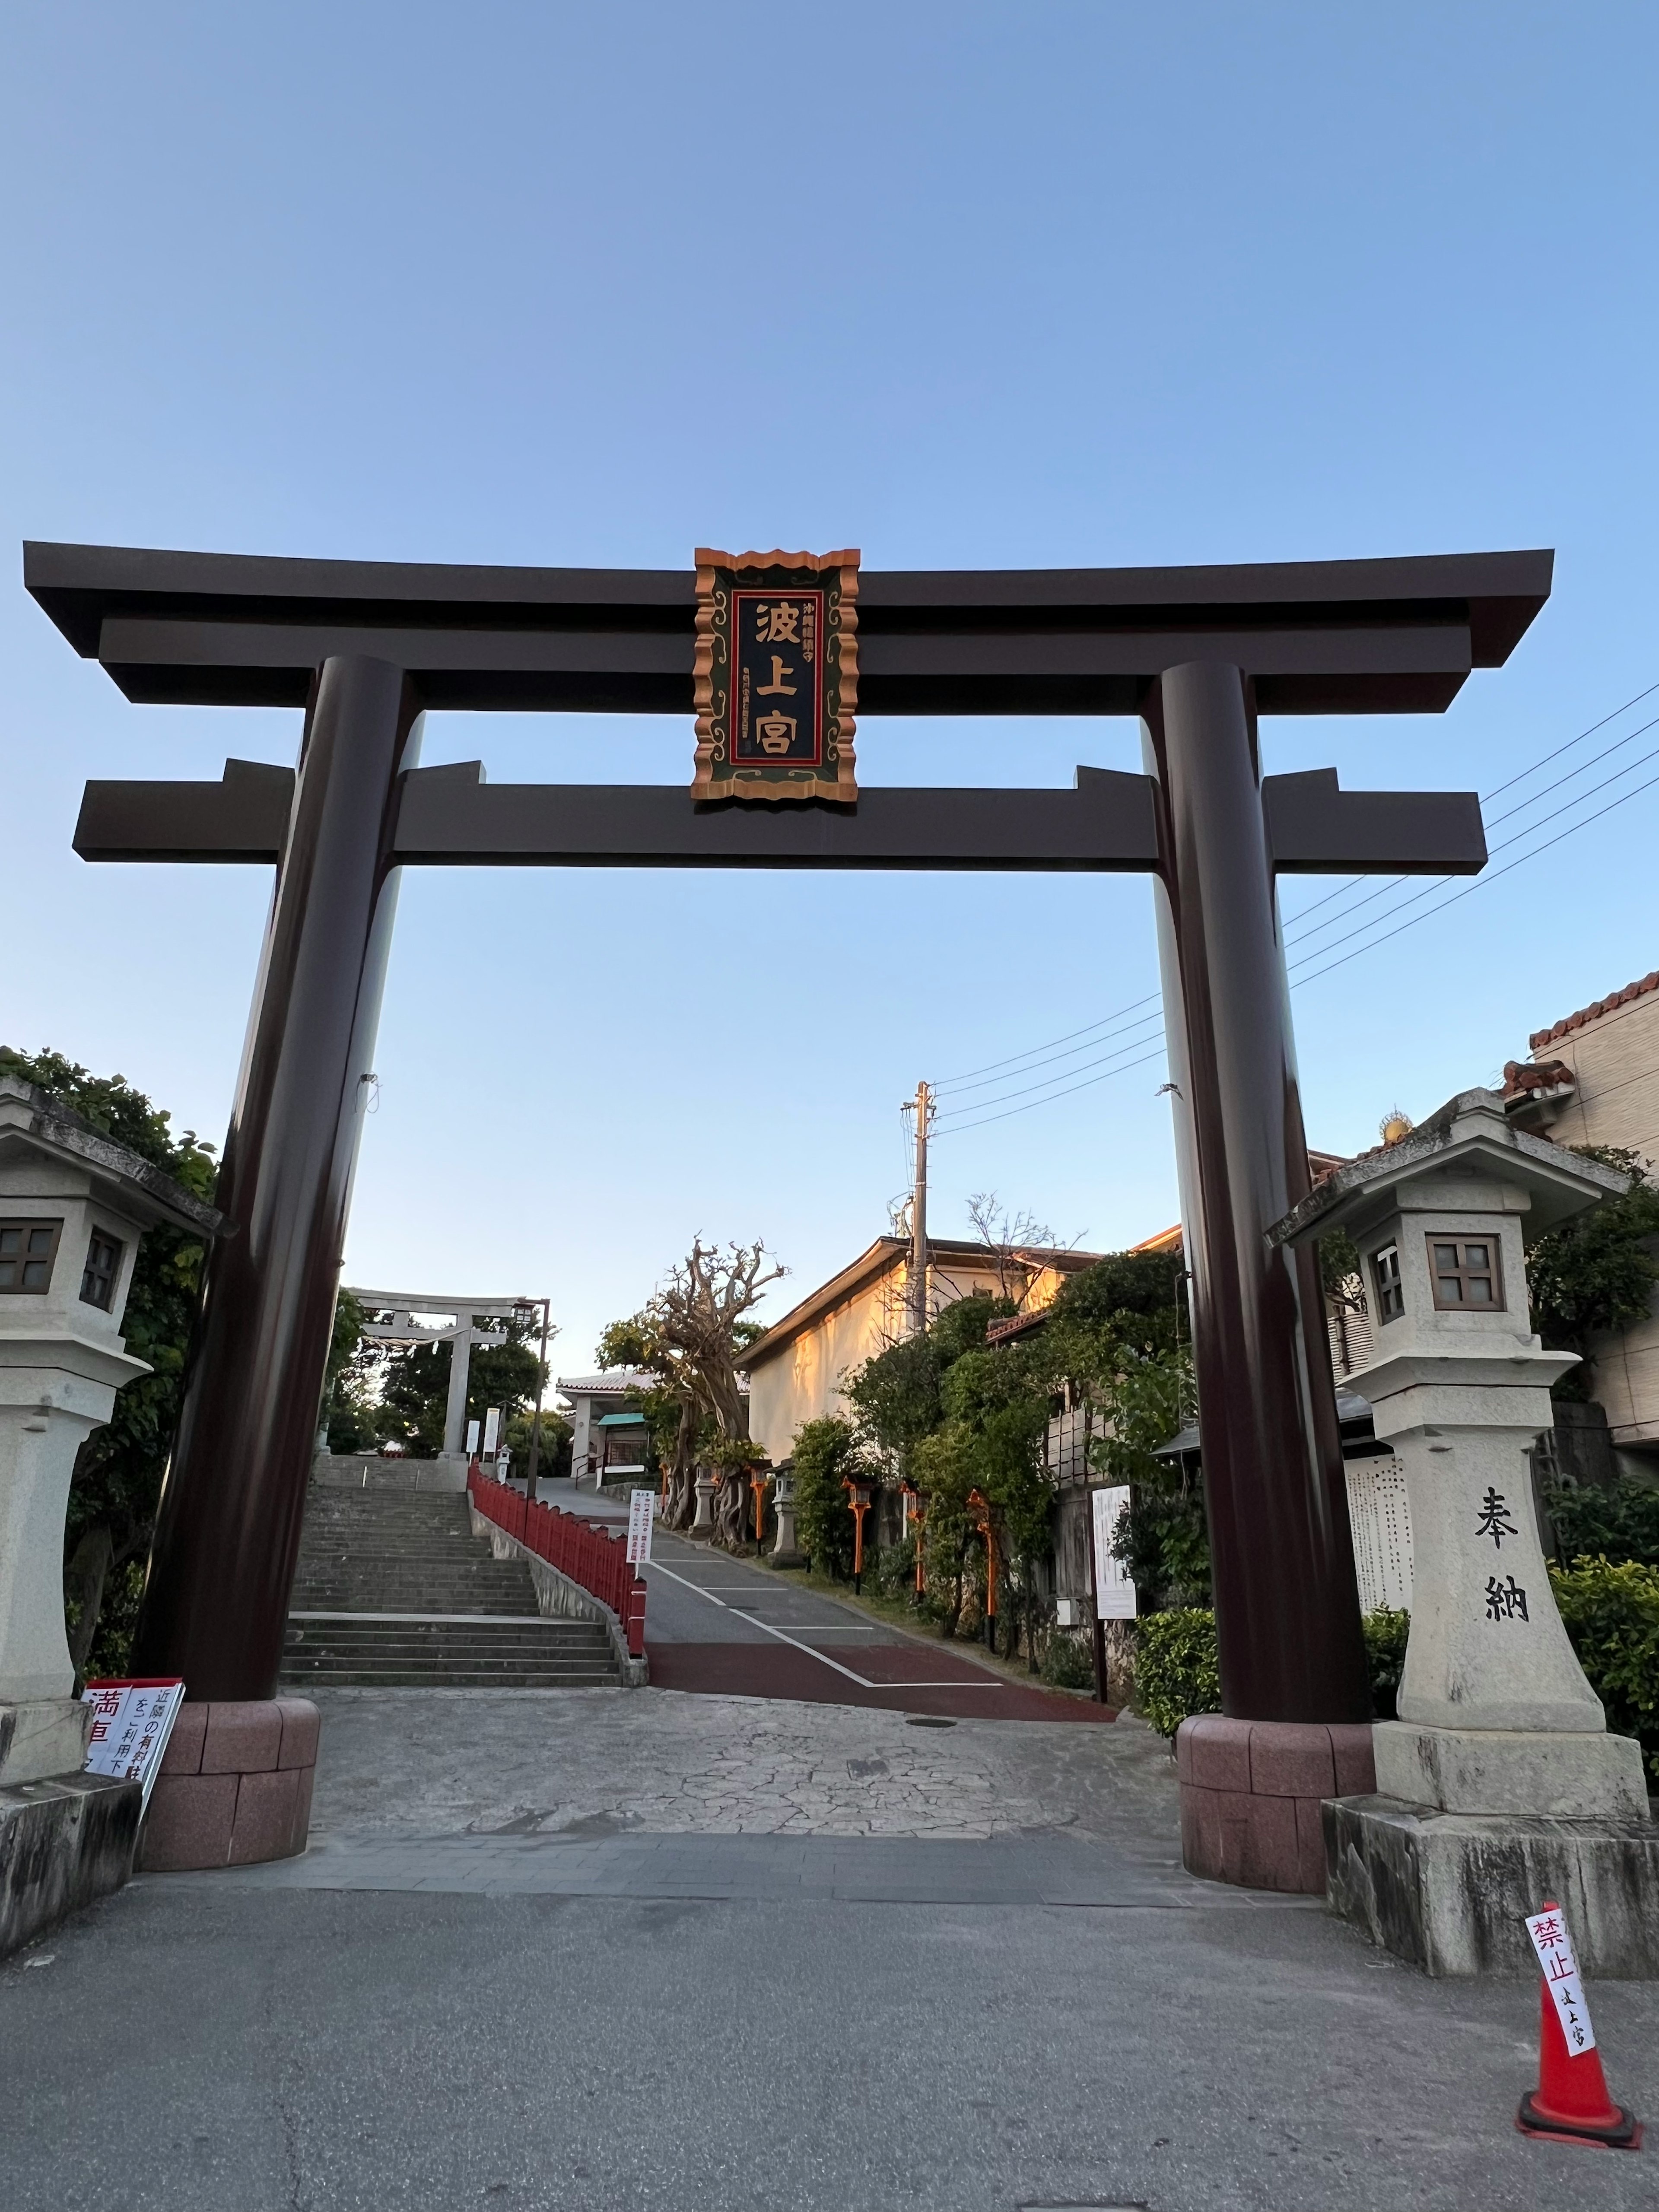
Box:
left=1091, top=1485, right=1136, bottom=1620
left=626, top=1487, right=656, bottom=1566
left=81, top=1677, right=186, bottom=1811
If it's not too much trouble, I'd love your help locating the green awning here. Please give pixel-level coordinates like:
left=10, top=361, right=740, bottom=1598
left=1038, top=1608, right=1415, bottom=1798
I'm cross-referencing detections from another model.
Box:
left=597, top=1411, right=647, bottom=1427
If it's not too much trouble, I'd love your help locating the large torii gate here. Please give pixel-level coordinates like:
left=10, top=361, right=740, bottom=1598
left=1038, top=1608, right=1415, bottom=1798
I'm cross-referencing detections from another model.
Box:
left=28, top=541, right=1549, bottom=1767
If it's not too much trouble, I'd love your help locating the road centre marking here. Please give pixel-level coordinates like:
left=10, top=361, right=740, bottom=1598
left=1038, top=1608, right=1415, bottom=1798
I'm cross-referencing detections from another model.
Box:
left=642, top=1558, right=1006, bottom=1692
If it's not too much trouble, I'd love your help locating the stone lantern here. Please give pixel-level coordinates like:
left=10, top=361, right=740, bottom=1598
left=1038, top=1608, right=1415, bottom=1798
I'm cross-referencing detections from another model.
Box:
left=769, top=1461, right=805, bottom=1568
left=0, top=1077, right=224, bottom=1946
left=1270, top=1089, right=1656, bottom=1974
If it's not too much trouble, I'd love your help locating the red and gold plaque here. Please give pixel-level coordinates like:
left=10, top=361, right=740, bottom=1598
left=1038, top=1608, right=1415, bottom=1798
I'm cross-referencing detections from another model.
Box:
left=691, top=548, right=859, bottom=804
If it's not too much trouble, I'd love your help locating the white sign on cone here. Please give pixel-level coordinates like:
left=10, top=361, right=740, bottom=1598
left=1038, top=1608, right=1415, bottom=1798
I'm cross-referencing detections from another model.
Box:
left=627, top=1487, right=655, bottom=1566
left=1092, top=1484, right=1136, bottom=1619
left=1526, top=1907, right=1597, bottom=2054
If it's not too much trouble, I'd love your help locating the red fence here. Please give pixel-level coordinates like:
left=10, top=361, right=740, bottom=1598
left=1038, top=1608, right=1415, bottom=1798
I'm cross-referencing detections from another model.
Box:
left=467, top=1470, right=647, bottom=1659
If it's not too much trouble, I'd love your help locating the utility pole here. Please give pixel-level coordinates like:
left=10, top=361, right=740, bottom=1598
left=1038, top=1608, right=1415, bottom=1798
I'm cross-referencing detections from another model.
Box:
left=907, top=1079, right=933, bottom=1336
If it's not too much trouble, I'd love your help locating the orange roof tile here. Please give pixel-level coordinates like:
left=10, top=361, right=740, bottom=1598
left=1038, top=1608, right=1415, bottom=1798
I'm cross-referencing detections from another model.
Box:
left=1530, top=970, right=1659, bottom=1052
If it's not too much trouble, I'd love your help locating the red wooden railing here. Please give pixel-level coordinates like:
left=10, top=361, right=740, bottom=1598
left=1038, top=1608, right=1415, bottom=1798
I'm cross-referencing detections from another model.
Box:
left=467, top=1469, right=647, bottom=1659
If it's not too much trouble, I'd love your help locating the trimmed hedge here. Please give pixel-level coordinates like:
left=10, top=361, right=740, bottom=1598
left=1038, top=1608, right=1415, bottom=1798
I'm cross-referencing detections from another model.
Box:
left=1131, top=1580, right=1659, bottom=1778
left=1135, top=1609, right=1221, bottom=1737
left=1549, top=1556, right=1659, bottom=1783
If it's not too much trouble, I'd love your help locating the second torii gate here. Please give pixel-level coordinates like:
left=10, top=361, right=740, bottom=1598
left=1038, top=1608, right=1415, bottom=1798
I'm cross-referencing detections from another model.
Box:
left=28, top=541, right=1550, bottom=1860
left=344, top=1290, right=515, bottom=1464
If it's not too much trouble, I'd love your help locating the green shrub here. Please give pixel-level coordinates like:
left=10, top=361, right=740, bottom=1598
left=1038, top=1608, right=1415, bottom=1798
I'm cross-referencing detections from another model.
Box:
left=1040, top=1630, right=1096, bottom=1690
left=1135, top=1608, right=1220, bottom=1737
left=1545, top=1479, right=1659, bottom=1571
left=791, top=1416, right=870, bottom=1579
left=1363, top=1606, right=1411, bottom=1720
left=1550, top=1556, right=1659, bottom=1782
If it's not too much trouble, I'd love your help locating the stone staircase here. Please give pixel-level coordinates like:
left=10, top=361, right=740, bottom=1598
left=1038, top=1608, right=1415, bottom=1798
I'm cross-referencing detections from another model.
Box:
left=280, top=1487, right=620, bottom=1688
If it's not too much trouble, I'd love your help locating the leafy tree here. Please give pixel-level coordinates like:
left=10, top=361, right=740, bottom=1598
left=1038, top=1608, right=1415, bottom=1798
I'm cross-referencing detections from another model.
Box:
left=505, top=1404, right=574, bottom=1481
left=1544, top=1477, right=1659, bottom=1572
left=599, top=1239, right=781, bottom=1540
left=318, top=1290, right=373, bottom=1451
left=1527, top=1147, right=1659, bottom=1399
left=0, top=1048, right=217, bottom=1679
left=1033, top=1252, right=1204, bottom=1612
left=790, top=1416, right=871, bottom=1578
left=842, top=1290, right=1011, bottom=1480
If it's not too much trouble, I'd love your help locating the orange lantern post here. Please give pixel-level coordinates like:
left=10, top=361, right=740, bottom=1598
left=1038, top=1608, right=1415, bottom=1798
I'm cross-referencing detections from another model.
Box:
left=967, top=1487, right=998, bottom=1653
left=900, top=1476, right=927, bottom=1600
left=749, top=1465, right=771, bottom=1551
left=842, top=1475, right=873, bottom=1595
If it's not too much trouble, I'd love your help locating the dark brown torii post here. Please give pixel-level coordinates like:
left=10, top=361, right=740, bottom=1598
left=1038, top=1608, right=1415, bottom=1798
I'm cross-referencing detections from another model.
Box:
left=27, top=542, right=1550, bottom=1736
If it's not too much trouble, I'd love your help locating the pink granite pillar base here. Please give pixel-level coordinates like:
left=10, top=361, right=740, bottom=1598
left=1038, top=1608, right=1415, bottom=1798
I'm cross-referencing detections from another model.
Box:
left=138, top=1698, right=320, bottom=1872
left=1177, top=1715, right=1376, bottom=1893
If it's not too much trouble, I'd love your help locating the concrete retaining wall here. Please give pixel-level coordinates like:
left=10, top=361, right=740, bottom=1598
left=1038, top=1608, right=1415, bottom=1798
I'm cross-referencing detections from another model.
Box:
left=468, top=1504, right=648, bottom=1687
left=0, top=1771, right=141, bottom=1958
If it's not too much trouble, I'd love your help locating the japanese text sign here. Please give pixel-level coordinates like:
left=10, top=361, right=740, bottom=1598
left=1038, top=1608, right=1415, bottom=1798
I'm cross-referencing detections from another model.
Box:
left=626, top=1487, right=655, bottom=1566
left=1525, top=1907, right=1597, bottom=2054
left=692, top=548, right=860, bottom=804
left=81, top=1677, right=185, bottom=1812
left=1092, top=1485, right=1136, bottom=1620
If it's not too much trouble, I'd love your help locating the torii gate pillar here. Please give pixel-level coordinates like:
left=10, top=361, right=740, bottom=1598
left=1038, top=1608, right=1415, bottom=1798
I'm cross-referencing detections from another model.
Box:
left=131, top=657, right=421, bottom=1696
left=1148, top=662, right=1367, bottom=1726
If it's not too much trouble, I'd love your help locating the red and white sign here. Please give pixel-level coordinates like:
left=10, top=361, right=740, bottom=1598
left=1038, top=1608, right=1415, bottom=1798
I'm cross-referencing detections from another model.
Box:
left=626, top=1487, right=656, bottom=1566
left=1526, top=1907, right=1597, bottom=2054
left=81, top=1677, right=186, bottom=1812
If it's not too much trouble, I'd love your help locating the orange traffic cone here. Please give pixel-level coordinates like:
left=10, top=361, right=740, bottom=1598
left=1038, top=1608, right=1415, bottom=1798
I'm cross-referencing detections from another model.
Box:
left=1517, top=1901, right=1642, bottom=2151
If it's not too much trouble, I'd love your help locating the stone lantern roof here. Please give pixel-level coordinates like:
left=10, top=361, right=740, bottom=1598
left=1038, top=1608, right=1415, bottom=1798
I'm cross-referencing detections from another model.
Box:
left=0, top=1077, right=225, bottom=1239
left=1266, top=1087, right=1627, bottom=1252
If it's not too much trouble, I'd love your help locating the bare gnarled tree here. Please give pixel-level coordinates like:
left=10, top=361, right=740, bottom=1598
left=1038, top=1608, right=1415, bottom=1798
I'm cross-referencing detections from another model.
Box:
left=601, top=1239, right=783, bottom=1538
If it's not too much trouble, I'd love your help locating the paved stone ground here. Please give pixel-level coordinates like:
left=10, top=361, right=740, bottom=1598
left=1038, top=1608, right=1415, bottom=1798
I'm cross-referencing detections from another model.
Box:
left=3, top=1686, right=1656, bottom=2211
left=296, top=1686, right=1165, bottom=1843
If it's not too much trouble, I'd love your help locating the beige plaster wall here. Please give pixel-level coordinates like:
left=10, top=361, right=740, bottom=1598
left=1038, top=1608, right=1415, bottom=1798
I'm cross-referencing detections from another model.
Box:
left=746, top=1255, right=1025, bottom=1464
left=1535, top=992, right=1659, bottom=1449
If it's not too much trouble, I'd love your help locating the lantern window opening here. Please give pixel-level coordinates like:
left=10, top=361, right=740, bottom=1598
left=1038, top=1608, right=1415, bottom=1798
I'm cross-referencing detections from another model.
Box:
left=1369, top=1242, right=1404, bottom=1324
left=79, top=1229, right=124, bottom=1312
left=0, top=1217, right=63, bottom=1294
left=1427, top=1235, right=1504, bottom=1311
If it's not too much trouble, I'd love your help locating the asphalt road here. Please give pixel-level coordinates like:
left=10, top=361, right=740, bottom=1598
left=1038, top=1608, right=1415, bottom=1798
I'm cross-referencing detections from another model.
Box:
left=7, top=1872, right=1657, bottom=2212
left=632, top=1518, right=1115, bottom=1721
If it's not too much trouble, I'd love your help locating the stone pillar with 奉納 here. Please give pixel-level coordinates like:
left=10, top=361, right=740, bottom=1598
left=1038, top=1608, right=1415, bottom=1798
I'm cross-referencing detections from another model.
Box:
left=0, top=1077, right=226, bottom=1949
left=130, top=655, right=419, bottom=1868
left=1269, top=1090, right=1659, bottom=1973
left=1147, top=663, right=1377, bottom=1894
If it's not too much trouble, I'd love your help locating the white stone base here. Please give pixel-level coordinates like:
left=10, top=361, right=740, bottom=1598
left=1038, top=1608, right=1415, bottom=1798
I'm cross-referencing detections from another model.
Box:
left=1374, top=1719, right=1649, bottom=1819
left=0, top=1697, right=92, bottom=1787
left=1325, top=1794, right=1659, bottom=1977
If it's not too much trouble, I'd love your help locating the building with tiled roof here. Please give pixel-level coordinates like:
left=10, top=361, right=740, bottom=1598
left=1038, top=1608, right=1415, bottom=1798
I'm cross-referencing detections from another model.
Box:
left=1498, top=966, right=1659, bottom=1464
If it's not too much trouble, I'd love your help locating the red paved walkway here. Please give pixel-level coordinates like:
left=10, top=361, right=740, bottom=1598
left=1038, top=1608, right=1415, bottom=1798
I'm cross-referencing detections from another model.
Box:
left=646, top=1640, right=1117, bottom=1722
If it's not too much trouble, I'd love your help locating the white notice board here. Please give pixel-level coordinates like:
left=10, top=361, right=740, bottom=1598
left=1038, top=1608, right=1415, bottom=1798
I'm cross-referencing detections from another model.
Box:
left=81, top=1678, right=186, bottom=1812
left=626, top=1487, right=656, bottom=1565
left=1091, top=1486, right=1136, bottom=1619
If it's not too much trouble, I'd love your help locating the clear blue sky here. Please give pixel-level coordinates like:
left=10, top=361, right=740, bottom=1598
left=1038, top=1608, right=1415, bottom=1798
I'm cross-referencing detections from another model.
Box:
left=3, top=4, right=1657, bottom=1373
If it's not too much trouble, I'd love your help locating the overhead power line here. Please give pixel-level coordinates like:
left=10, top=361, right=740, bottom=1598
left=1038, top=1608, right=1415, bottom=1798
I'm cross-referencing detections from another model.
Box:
left=926, top=677, right=1659, bottom=1141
